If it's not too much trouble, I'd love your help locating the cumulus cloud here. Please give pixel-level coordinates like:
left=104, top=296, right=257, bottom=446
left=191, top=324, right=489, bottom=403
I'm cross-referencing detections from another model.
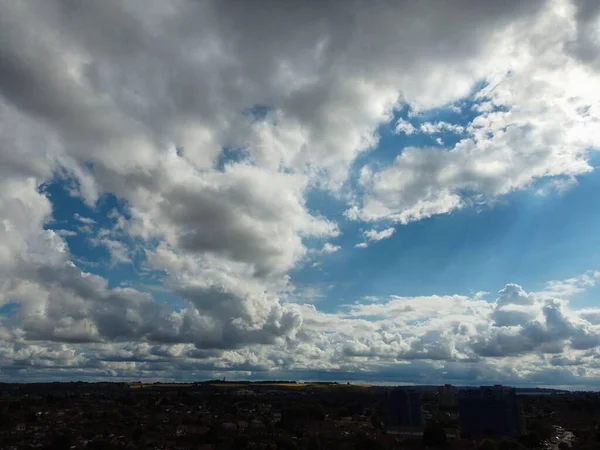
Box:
left=356, top=227, right=396, bottom=248
left=395, top=119, right=465, bottom=136
left=74, top=214, right=96, bottom=225
left=320, top=243, right=341, bottom=254
left=335, top=280, right=600, bottom=365
left=347, top=1, right=600, bottom=223
left=89, top=237, right=132, bottom=265
left=0, top=0, right=600, bottom=385
left=538, top=271, right=600, bottom=299
left=419, top=121, right=465, bottom=135
left=1, top=274, right=600, bottom=384
left=395, top=118, right=416, bottom=135
left=365, top=227, right=396, bottom=242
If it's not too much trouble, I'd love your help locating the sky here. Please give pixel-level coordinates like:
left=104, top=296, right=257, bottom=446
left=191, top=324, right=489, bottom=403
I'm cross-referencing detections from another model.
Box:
left=1, top=0, right=600, bottom=389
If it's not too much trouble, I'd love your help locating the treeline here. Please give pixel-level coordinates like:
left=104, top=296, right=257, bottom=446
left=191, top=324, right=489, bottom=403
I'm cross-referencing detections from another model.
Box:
left=195, top=380, right=299, bottom=385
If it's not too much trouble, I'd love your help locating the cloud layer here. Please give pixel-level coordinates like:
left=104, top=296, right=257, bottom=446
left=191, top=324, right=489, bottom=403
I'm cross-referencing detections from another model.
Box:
left=0, top=0, right=599, bottom=385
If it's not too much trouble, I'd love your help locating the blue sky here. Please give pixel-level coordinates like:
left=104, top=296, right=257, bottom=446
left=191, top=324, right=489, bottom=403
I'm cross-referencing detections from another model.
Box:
left=296, top=159, right=600, bottom=311
left=42, top=101, right=600, bottom=313
left=292, top=102, right=600, bottom=312
left=1, top=0, right=600, bottom=387
left=43, top=103, right=600, bottom=315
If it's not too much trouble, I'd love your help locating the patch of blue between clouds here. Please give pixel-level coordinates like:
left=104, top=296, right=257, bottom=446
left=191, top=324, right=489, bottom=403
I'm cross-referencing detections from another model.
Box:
left=363, top=175, right=593, bottom=306
left=213, top=105, right=274, bottom=171
left=41, top=176, right=169, bottom=294
left=299, top=167, right=600, bottom=312
left=295, top=84, right=600, bottom=313
left=348, top=79, right=502, bottom=180
left=27, top=92, right=600, bottom=318
left=243, top=104, right=272, bottom=121
left=215, top=146, right=250, bottom=171
left=0, top=303, right=19, bottom=325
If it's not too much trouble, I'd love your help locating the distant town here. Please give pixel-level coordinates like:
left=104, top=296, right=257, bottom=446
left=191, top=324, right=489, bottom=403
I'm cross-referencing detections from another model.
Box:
left=1, top=381, right=599, bottom=449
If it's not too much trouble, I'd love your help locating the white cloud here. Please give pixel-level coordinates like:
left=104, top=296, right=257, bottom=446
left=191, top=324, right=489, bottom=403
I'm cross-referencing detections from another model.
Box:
left=419, top=121, right=465, bottom=135
left=55, top=229, right=78, bottom=237
left=320, top=242, right=341, bottom=254
left=0, top=273, right=599, bottom=385
left=364, top=227, right=396, bottom=242
left=538, top=270, right=600, bottom=299
left=347, top=1, right=600, bottom=224
left=395, top=118, right=416, bottom=135
left=579, top=309, right=600, bottom=325
left=355, top=227, right=395, bottom=248
left=90, top=237, right=132, bottom=265
left=74, top=214, right=96, bottom=225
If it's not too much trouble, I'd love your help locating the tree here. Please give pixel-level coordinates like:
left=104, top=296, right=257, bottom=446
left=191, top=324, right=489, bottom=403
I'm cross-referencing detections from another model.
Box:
left=480, top=440, right=498, bottom=450
left=307, top=435, right=322, bottom=450
left=204, top=423, right=223, bottom=444
left=306, top=404, right=325, bottom=421
left=232, top=435, right=249, bottom=449
left=44, top=434, right=72, bottom=450
left=132, top=427, right=143, bottom=442
left=423, top=420, right=448, bottom=448
left=519, top=431, right=542, bottom=449
left=280, top=407, right=297, bottom=432
left=576, top=444, right=600, bottom=450
left=497, top=439, right=527, bottom=450
left=355, top=432, right=384, bottom=450
left=276, top=437, right=298, bottom=450
left=86, top=439, right=115, bottom=450
left=371, top=410, right=382, bottom=429
left=0, top=411, right=12, bottom=429
left=527, top=418, right=553, bottom=442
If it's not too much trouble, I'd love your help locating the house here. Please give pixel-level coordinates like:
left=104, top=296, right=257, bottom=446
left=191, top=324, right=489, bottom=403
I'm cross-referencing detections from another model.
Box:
left=386, top=426, right=461, bottom=441
left=236, top=389, right=254, bottom=396
left=177, top=424, right=210, bottom=437
left=387, top=426, right=423, bottom=438
left=222, top=422, right=236, bottom=430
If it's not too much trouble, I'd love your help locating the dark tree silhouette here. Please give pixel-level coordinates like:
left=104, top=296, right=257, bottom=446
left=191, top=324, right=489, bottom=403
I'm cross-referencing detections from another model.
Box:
left=423, top=420, right=448, bottom=448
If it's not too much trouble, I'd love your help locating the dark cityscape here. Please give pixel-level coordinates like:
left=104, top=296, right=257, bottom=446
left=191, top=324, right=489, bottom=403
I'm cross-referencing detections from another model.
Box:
left=1, top=382, right=599, bottom=450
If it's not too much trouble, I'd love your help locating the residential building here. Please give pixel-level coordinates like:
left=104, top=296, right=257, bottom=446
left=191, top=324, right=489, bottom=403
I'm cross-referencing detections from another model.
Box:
left=387, top=426, right=461, bottom=441
left=383, top=388, right=422, bottom=427
left=438, top=384, right=459, bottom=408
left=459, top=385, right=525, bottom=437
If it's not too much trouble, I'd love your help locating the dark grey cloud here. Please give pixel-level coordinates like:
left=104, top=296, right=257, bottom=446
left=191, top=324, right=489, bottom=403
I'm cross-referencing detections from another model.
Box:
left=474, top=299, right=600, bottom=357
left=568, top=0, right=600, bottom=68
